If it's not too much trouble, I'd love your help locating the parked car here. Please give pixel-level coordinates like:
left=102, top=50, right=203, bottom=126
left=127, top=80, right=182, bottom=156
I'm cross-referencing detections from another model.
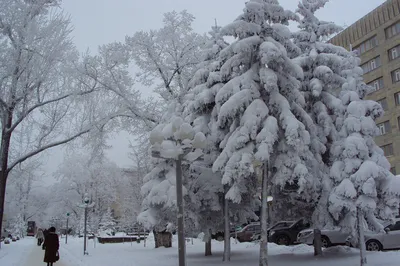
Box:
left=251, top=221, right=296, bottom=241
left=4, top=238, right=10, bottom=244
left=235, top=223, right=261, bottom=242
left=297, top=227, right=349, bottom=248
left=346, top=218, right=400, bottom=251
left=212, top=226, right=242, bottom=241
left=269, top=219, right=310, bottom=245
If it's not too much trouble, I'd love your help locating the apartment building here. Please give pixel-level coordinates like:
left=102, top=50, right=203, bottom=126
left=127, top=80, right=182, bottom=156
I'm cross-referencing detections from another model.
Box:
left=330, top=0, right=400, bottom=176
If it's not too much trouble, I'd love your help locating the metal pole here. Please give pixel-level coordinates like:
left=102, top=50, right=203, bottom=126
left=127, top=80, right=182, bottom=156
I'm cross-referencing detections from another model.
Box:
left=176, top=155, right=186, bottom=266
left=84, top=207, right=87, bottom=255
left=65, top=217, right=69, bottom=244
left=259, top=162, right=269, bottom=266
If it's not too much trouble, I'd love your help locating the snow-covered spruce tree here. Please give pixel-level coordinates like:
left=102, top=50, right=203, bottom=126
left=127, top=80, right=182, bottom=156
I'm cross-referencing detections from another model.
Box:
left=98, top=207, right=116, bottom=236
left=210, top=0, right=317, bottom=262
left=291, top=0, right=346, bottom=230
left=328, top=55, right=400, bottom=264
left=182, top=23, right=228, bottom=256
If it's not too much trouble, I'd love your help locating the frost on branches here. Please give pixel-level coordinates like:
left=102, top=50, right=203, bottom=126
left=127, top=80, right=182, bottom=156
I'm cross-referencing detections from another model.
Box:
left=209, top=0, right=315, bottom=224
left=328, top=55, right=400, bottom=235
left=12, top=214, right=26, bottom=238
left=138, top=111, right=206, bottom=231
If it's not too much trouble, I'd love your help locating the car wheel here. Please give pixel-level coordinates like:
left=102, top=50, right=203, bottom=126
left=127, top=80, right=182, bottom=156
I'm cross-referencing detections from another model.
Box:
left=275, top=235, right=290, bottom=246
left=366, top=240, right=382, bottom=251
left=216, top=235, right=224, bottom=242
left=321, top=236, right=332, bottom=248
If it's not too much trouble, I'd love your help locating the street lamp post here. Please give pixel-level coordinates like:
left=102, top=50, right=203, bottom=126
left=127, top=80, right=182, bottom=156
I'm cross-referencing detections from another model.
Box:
left=152, top=150, right=186, bottom=266
left=149, top=118, right=206, bottom=266
left=65, top=212, right=70, bottom=244
left=175, top=155, right=185, bottom=266
left=78, top=194, right=94, bottom=255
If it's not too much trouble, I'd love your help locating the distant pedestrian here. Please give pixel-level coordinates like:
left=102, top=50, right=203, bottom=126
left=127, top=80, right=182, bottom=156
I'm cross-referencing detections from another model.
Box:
left=42, top=227, right=59, bottom=266
left=36, top=229, right=44, bottom=246
left=43, top=229, right=49, bottom=238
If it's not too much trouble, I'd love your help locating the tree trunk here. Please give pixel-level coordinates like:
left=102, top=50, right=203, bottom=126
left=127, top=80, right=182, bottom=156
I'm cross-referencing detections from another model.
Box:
left=313, top=229, right=323, bottom=256
left=223, top=190, right=230, bottom=262
left=259, top=162, right=269, bottom=266
left=205, top=229, right=212, bottom=256
left=0, top=131, right=12, bottom=250
left=357, top=208, right=367, bottom=266
left=0, top=172, right=7, bottom=249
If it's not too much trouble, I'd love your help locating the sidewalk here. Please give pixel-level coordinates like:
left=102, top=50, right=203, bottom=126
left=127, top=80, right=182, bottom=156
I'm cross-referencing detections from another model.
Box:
left=23, top=244, right=68, bottom=266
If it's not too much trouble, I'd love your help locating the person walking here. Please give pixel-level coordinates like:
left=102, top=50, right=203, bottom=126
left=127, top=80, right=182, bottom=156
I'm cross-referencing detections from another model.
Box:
left=42, top=227, right=59, bottom=266
left=36, top=229, right=44, bottom=246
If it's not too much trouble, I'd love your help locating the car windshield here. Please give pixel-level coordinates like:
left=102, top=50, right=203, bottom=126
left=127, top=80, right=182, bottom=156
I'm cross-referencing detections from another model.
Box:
left=269, top=221, right=294, bottom=230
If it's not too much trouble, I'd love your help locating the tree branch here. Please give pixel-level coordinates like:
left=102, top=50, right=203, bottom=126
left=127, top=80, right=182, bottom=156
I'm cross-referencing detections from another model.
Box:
left=6, top=87, right=95, bottom=135
left=6, top=127, right=91, bottom=173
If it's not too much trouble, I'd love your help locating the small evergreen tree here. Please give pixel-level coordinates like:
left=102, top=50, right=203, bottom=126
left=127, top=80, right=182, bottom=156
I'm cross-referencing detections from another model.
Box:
left=99, top=207, right=116, bottom=236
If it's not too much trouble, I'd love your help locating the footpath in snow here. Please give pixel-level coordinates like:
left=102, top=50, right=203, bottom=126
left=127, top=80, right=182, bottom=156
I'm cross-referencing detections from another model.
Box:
left=22, top=241, right=69, bottom=266
left=0, top=237, right=71, bottom=266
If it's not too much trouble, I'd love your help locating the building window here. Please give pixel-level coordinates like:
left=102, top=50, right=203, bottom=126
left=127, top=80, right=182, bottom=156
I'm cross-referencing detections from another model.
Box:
left=381, top=144, right=394, bottom=157
left=367, top=77, right=384, bottom=92
left=354, top=36, right=378, bottom=55
left=391, top=69, right=400, bottom=83
left=391, top=167, right=397, bottom=175
left=377, top=98, right=388, bottom=111
left=385, top=21, right=400, bottom=39
left=361, top=56, right=381, bottom=74
left=395, top=92, right=400, bottom=105
left=377, top=121, right=391, bottom=135
left=389, top=45, right=400, bottom=61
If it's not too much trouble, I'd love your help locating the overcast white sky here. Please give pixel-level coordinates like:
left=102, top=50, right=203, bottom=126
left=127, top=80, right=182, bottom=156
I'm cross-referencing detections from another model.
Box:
left=44, top=0, right=386, bottom=178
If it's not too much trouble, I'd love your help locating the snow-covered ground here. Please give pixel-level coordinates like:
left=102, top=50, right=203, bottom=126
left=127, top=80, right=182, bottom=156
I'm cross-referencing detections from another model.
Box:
left=0, top=237, right=38, bottom=266
left=60, top=235, right=400, bottom=266
left=2, top=235, right=400, bottom=266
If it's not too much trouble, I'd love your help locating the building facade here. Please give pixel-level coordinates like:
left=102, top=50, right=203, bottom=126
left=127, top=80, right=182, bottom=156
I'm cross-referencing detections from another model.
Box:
left=330, top=0, right=400, bottom=175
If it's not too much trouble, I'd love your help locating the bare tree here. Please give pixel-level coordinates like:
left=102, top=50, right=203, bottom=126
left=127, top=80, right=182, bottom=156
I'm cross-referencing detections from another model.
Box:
left=0, top=0, right=114, bottom=235
left=125, top=10, right=206, bottom=104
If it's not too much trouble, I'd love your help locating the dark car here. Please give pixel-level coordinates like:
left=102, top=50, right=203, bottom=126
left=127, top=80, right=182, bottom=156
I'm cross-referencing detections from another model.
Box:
left=252, top=220, right=296, bottom=241
left=269, top=219, right=310, bottom=245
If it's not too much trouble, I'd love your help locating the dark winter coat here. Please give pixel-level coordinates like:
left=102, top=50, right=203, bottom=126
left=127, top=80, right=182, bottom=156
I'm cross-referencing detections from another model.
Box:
left=43, top=233, right=59, bottom=263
